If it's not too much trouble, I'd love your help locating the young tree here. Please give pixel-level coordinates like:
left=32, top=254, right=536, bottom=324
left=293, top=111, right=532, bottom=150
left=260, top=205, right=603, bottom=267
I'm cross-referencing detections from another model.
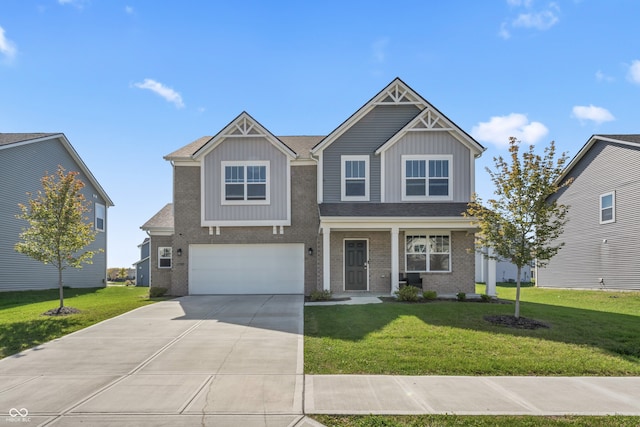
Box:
left=466, top=137, right=572, bottom=319
left=15, top=166, right=99, bottom=313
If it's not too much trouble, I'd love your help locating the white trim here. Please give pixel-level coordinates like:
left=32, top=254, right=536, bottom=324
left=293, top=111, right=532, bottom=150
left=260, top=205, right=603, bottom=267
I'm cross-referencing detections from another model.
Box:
left=404, top=232, right=452, bottom=273
left=380, top=151, right=386, bottom=202
left=317, top=152, right=324, bottom=203
left=390, top=226, right=399, bottom=294
left=322, top=227, right=331, bottom=291
left=286, top=157, right=292, bottom=225
left=220, top=161, right=271, bottom=205
left=599, top=191, right=616, bottom=224
left=401, top=155, right=453, bottom=201
left=319, top=217, right=474, bottom=230
left=158, top=246, right=172, bottom=269
left=343, top=238, right=370, bottom=291
left=340, top=155, right=370, bottom=201
left=201, top=219, right=291, bottom=227
left=95, top=203, right=106, bottom=232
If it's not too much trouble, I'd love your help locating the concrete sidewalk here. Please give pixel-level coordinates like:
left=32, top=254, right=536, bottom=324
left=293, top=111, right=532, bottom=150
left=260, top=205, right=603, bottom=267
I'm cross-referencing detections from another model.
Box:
left=305, top=375, right=640, bottom=416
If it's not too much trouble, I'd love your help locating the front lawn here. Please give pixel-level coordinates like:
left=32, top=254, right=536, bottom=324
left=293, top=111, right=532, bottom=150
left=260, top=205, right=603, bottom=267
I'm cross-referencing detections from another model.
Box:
left=304, top=284, right=640, bottom=376
left=0, top=286, right=166, bottom=358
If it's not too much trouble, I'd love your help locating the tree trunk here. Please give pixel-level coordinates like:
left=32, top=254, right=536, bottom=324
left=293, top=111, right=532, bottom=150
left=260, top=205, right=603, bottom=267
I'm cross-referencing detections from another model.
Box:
left=514, top=265, right=522, bottom=319
left=58, top=267, right=64, bottom=309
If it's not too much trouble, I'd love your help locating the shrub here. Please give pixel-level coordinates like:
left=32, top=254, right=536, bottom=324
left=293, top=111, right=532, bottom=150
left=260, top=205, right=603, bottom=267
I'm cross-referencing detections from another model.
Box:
left=309, top=289, right=333, bottom=301
left=422, top=290, right=437, bottom=300
left=395, top=285, right=420, bottom=302
left=480, top=293, right=492, bottom=302
left=456, top=292, right=466, bottom=301
left=149, top=287, right=168, bottom=298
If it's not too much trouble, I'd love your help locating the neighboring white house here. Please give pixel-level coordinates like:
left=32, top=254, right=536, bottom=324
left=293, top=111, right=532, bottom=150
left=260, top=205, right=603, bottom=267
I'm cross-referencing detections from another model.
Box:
left=475, top=251, right=533, bottom=283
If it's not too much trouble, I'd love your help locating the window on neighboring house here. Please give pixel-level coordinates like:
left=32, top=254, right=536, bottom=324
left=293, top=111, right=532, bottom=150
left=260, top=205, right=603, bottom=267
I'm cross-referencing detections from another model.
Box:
left=95, top=203, right=105, bottom=232
left=600, top=192, right=615, bottom=224
left=406, top=234, right=450, bottom=272
left=222, top=161, right=269, bottom=204
left=158, top=247, right=172, bottom=268
left=341, top=155, right=369, bottom=201
left=402, top=155, right=452, bottom=200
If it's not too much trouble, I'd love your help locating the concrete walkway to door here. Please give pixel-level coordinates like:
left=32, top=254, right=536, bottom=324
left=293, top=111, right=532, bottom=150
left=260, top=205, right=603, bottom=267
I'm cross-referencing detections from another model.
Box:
left=0, top=295, right=306, bottom=426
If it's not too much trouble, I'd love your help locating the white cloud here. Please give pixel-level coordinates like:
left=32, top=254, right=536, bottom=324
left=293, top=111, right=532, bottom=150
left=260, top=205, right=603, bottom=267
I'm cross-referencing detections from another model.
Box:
left=58, top=0, right=88, bottom=6
left=472, top=113, right=548, bottom=147
left=133, top=79, right=185, bottom=109
left=595, top=70, right=614, bottom=83
left=507, top=0, right=533, bottom=7
left=125, top=6, right=134, bottom=14
left=512, top=8, right=559, bottom=30
left=572, top=105, right=615, bottom=124
left=371, top=38, right=389, bottom=63
left=498, top=22, right=511, bottom=40
left=0, top=26, right=16, bottom=60
left=627, top=60, right=640, bottom=85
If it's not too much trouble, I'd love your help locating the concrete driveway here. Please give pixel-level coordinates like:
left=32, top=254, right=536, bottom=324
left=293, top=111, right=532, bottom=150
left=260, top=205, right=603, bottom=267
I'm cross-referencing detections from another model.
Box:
left=0, top=294, right=306, bottom=426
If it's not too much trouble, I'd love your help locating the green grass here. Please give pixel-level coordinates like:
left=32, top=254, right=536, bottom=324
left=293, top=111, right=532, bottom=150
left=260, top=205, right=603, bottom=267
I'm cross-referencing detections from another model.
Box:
left=312, top=414, right=640, bottom=427
left=0, top=286, right=166, bottom=358
left=305, top=284, right=640, bottom=376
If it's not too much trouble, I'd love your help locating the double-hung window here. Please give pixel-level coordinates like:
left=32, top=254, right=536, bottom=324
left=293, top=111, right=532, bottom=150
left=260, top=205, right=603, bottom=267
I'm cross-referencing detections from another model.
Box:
left=158, top=247, right=172, bottom=269
left=402, top=155, right=452, bottom=200
left=405, top=234, right=450, bottom=272
left=222, top=161, right=269, bottom=204
left=600, top=192, right=615, bottom=224
left=341, top=155, right=369, bottom=201
left=95, top=203, right=105, bottom=232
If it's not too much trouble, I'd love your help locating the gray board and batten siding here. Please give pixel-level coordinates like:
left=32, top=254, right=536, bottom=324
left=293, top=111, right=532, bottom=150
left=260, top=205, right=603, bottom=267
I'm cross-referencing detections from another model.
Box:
left=322, top=104, right=421, bottom=203
left=383, top=131, right=472, bottom=203
left=0, top=137, right=108, bottom=291
left=537, top=139, right=640, bottom=290
left=202, top=136, right=290, bottom=223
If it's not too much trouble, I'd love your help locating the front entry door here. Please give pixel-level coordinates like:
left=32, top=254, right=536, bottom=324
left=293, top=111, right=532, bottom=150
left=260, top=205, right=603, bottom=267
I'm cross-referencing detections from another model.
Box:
left=345, top=240, right=368, bottom=291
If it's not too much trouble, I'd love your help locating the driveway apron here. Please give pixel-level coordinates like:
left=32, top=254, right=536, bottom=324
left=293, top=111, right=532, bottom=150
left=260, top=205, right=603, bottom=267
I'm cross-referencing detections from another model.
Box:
left=0, top=294, right=305, bottom=426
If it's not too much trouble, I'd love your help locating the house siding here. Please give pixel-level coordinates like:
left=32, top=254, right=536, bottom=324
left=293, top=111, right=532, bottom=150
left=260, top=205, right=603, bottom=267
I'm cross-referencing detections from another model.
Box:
left=323, top=104, right=420, bottom=203
left=0, top=138, right=107, bottom=291
left=203, top=137, right=288, bottom=222
left=168, top=164, right=319, bottom=296
left=383, top=132, right=472, bottom=202
left=537, top=141, right=640, bottom=290
left=149, top=235, right=173, bottom=290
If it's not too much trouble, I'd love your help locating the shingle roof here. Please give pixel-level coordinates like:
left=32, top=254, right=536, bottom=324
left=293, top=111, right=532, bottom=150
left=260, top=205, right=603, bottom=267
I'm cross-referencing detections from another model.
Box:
left=164, top=135, right=323, bottom=161
left=0, top=133, right=58, bottom=147
left=319, top=202, right=469, bottom=217
left=141, top=203, right=174, bottom=230
left=596, top=134, right=640, bottom=144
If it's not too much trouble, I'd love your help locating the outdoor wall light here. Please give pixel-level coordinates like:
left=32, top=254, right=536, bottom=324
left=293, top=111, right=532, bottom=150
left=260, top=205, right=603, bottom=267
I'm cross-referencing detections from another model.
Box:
left=177, top=248, right=182, bottom=257
left=308, top=247, right=313, bottom=256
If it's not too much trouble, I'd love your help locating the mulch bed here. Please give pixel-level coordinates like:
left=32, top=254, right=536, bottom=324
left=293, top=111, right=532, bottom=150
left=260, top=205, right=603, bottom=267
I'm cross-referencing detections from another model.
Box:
left=484, top=314, right=550, bottom=329
left=42, top=306, right=81, bottom=316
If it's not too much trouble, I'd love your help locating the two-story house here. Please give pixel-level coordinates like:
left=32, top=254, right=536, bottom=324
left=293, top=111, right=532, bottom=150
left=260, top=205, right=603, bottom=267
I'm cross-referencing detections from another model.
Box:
left=141, top=78, right=485, bottom=296
left=0, top=133, right=113, bottom=291
left=537, top=134, right=640, bottom=290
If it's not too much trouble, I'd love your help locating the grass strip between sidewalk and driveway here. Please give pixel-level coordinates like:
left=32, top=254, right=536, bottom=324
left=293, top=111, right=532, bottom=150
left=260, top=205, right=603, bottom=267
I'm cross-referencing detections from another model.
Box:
left=0, top=286, right=167, bottom=358
left=304, top=284, right=640, bottom=376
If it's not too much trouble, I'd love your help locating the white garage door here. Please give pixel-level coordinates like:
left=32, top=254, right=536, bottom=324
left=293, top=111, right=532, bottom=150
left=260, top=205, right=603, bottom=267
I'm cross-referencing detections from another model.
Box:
left=189, top=244, right=304, bottom=294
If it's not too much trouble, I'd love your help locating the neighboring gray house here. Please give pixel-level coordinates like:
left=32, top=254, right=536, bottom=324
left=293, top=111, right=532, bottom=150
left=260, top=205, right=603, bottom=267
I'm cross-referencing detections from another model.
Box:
left=0, top=133, right=113, bottom=291
left=142, top=78, right=485, bottom=295
left=537, top=134, right=640, bottom=291
left=133, top=238, right=150, bottom=286
left=475, top=251, right=532, bottom=284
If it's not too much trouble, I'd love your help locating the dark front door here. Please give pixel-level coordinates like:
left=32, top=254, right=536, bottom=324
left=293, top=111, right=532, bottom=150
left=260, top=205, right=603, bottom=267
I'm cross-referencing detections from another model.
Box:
left=345, top=240, right=368, bottom=290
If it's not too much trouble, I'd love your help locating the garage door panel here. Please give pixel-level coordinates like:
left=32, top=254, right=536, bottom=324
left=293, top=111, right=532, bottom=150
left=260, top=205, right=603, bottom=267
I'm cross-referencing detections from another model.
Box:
left=189, top=244, right=304, bottom=294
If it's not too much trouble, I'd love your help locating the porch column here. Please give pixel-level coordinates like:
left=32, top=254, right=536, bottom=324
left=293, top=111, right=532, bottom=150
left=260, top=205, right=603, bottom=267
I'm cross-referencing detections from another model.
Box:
left=390, top=226, right=399, bottom=295
left=322, top=226, right=331, bottom=291
left=486, top=247, right=497, bottom=297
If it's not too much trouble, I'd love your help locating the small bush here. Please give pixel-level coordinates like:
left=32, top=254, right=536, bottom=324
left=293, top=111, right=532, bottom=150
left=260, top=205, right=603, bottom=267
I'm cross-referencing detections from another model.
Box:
left=125, top=280, right=134, bottom=286
left=149, top=287, right=168, bottom=298
left=395, top=285, right=420, bottom=302
left=456, top=292, right=466, bottom=301
left=422, top=290, right=437, bottom=300
left=309, top=289, right=333, bottom=301
left=480, top=293, right=492, bottom=302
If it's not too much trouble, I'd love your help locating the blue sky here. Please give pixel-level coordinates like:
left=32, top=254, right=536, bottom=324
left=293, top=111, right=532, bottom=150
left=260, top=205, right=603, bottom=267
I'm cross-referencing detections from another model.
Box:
left=2, top=0, right=639, bottom=268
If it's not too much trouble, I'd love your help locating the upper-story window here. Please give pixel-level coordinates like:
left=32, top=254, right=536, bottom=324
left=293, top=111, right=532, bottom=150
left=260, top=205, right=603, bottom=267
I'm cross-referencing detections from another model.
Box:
left=600, top=191, right=615, bottom=224
left=221, top=161, right=270, bottom=205
left=95, top=203, right=105, bottom=232
left=341, top=155, right=369, bottom=201
left=402, top=155, right=452, bottom=201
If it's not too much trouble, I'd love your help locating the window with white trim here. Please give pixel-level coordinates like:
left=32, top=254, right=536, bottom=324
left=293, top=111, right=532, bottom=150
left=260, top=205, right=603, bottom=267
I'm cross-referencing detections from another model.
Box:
left=341, top=155, right=369, bottom=201
left=402, top=155, right=452, bottom=200
left=406, top=234, right=450, bottom=272
left=158, top=247, right=172, bottom=268
left=95, top=203, right=105, bottom=232
left=600, top=192, right=615, bottom=224
left=221, top=161, right=269, bottom=204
